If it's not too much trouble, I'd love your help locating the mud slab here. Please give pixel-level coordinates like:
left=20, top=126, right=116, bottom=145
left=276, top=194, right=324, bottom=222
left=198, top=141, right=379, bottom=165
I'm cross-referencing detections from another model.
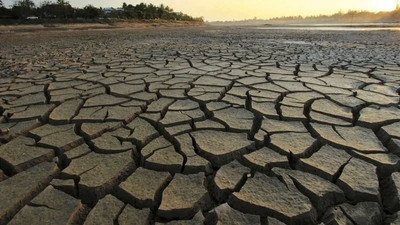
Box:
left=0, top=26, right=399, bottom=225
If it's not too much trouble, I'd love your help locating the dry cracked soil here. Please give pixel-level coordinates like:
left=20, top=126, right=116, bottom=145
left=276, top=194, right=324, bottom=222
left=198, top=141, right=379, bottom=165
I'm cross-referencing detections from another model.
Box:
left=0, top=26, right=400, bottom=225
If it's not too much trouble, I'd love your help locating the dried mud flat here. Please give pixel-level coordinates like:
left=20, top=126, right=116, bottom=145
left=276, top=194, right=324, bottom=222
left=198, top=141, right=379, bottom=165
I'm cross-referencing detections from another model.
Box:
left=0, top=26, right=400, bottom=225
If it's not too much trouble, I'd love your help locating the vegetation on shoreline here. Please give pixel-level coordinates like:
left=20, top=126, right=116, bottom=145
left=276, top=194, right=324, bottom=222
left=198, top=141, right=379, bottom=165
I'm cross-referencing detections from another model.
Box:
left=210, top=8, right=400, bottom=26
left=268, top=8, right=400, bottom=24
left=0, top=0, right=203, bottom=24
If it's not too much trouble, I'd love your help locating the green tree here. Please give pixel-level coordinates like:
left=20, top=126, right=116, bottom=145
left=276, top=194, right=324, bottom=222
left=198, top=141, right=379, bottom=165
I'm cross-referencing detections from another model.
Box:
left=12, top=0, right=36, bottom=18
left=123, top=3, right=135, bottom=18
left=134, top=3, right=146, bottom=19
left=56, top=0, right=73, bottom=18
left=15, top=0, right=35, bottom=9
left=0, top=0, right=13, bottom=19
left=82, top=5, right=102, bottom=19
left=116, top=2, right=201, bottom=21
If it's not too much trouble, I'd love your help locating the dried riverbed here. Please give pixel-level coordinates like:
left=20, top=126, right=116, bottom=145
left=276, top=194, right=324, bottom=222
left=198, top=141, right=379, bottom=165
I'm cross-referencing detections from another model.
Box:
left=0, top=26, right=399, bottom=225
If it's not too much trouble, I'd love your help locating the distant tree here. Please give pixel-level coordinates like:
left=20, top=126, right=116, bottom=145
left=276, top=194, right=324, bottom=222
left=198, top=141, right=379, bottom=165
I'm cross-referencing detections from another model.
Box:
left=57, top=0, right=67, bottom=5
left=122, top=4, right=134, bottom=18
left=38, top=1, right=55, bottom=18
left=134, top=3, right=146, bottom=19
left=12, top=0, right=36, bottom=18
left=55, top=0, right=73, bottom=18
left=143, top=3, right=155, bottom=19
left=82, top=5, right=102, bottom=19
left=39, top=0, right=74, bottom=18
left=1, top=1, right=202, bottom=22
left=0, top=0, right=13, bottom=19
left=14, top=0, right=35, bottom=9
left=116, top=2, right=201, bottom=21
left=157, top=4, right=165, bottom=19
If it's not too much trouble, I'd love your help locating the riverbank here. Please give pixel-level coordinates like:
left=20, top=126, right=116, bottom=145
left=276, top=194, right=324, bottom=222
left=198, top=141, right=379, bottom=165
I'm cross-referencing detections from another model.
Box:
left=0, top=20, right=204, bottom=34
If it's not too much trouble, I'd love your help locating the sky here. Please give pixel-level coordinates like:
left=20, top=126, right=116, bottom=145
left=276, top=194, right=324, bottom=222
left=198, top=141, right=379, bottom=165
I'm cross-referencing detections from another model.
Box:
left=2, top=0, right=398, bottom=21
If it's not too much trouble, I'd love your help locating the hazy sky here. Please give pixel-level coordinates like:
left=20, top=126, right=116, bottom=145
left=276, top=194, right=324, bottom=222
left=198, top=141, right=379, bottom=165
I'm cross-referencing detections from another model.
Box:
left=2, top=0, right=398, bottom=21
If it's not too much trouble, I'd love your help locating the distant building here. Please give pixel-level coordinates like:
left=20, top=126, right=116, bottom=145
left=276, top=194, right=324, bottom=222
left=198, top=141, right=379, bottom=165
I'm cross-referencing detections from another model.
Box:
left=103, top=7, right=123, bottom=15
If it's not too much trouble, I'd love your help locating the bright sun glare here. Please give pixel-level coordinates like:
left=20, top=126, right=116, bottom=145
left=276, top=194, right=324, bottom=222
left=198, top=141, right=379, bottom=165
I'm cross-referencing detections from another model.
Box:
left=374, top=0, right=397, bottom=11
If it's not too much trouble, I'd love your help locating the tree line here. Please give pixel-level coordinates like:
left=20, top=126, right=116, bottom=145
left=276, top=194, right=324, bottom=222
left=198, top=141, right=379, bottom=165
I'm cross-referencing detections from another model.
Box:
left=268, top=9, right=400, bottom=24
left=0, top=0, right=203, bottom=22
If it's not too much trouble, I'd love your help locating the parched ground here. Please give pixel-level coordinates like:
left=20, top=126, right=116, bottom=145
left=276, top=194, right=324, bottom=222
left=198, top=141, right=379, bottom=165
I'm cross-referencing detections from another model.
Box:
left=0, top=26, right=399, bottom=225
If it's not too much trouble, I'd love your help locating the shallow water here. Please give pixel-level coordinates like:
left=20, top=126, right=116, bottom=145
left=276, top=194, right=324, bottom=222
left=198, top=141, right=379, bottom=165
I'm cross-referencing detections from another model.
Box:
left=256, top=24, right=400, bottom=31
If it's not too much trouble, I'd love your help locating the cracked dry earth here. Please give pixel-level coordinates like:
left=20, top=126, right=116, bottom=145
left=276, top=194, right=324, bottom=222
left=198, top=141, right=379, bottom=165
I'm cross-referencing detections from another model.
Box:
left=0, top=26, right=399, bottom=225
